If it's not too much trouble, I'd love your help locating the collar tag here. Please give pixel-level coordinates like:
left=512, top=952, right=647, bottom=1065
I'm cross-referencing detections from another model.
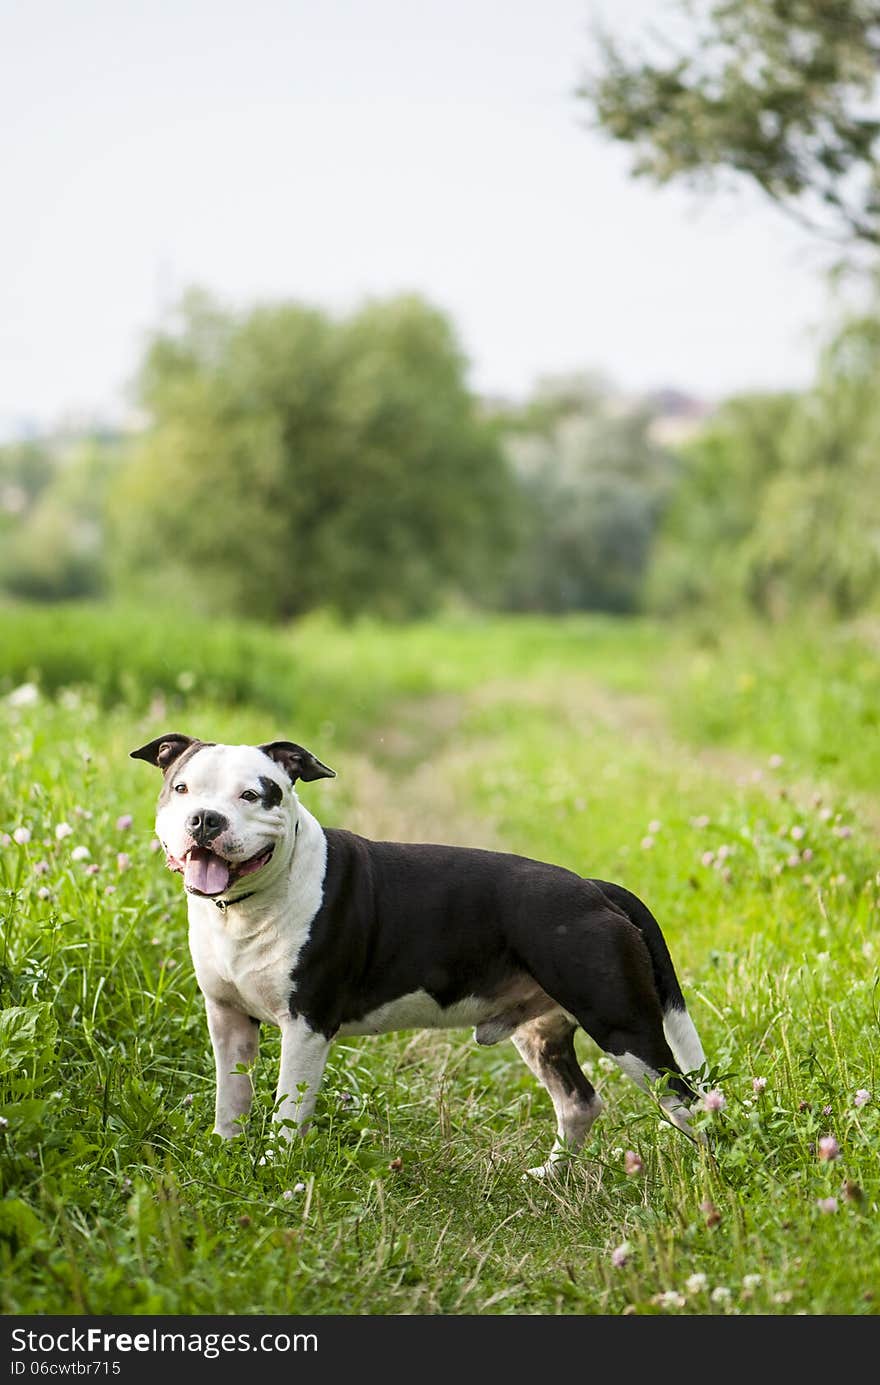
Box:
left=215, top=890, right=255, bottom=911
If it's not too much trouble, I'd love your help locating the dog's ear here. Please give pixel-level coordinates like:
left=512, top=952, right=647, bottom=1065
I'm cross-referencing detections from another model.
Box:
left=130, top=734, right=199, bottom=772
left=258, top=741, right=336, bottom=784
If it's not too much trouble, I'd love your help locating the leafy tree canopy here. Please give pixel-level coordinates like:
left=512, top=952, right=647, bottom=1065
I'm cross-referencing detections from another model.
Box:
left=112, top=290, right=516, bottom=620
left=581, top=1, right=880, bottom=250
left=496, top=375, right=676, bottom=613
left=650, top=303, right=880, bottom=618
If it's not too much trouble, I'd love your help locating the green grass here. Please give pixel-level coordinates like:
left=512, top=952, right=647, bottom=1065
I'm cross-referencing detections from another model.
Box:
left=1, top=603, right=878, bottom=1315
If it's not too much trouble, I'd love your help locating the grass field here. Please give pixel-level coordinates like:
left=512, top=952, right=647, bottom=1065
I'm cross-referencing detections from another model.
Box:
left=1, top=604, right=878, bottom=1315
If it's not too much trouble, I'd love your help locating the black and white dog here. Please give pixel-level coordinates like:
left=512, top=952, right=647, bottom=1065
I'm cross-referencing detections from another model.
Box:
left=132, top=733, right=707, bottom=1174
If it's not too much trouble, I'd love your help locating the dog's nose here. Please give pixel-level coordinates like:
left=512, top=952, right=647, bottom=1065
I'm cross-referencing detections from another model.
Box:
left=186, top=809, right=227, bottom=844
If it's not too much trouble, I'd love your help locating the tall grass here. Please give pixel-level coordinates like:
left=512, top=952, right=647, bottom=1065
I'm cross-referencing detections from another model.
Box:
left=0, top=604, right=878, bottom=1314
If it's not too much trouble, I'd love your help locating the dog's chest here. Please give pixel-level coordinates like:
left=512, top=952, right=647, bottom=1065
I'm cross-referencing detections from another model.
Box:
left=188, top=911, right=302, bottom=1025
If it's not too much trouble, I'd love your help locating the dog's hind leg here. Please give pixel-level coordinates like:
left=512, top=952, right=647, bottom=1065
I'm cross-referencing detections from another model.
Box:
left=512, top=1011, right=603, bottom=1178
left=516, top=901, right=702, bottom=1144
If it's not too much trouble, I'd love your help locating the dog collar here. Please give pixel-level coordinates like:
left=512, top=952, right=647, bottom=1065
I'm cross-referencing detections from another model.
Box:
left=213, top=820, right=298, bottom=911
left=214, top=893, right=254, bottom=912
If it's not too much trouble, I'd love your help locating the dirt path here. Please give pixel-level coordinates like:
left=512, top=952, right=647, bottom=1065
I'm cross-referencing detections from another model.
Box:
left=337, top=669, right=852, bottom=846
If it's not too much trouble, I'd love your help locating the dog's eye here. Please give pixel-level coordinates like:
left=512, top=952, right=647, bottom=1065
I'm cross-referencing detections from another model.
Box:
left=241, top=790, right=260, bottom=803
left=173, top=783, right=188, bottom=795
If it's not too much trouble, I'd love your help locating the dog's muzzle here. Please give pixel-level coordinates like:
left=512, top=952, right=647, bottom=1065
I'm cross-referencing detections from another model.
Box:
left=182, top=843, right=275, bottom=897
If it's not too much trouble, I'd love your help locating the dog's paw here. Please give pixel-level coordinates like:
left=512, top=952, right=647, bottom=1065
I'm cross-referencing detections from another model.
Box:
left=523, top=1158, right=569, bottom=1181
left=523, top=1147, right=582, bottom=1181
left=524, top=1162, right=555, bottom=1181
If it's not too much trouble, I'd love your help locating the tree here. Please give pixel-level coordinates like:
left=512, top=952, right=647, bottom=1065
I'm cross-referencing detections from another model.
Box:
left=743, top=309, right=880, bottom=614
left=649, top=305, right=880, bottom=618
left=0, top=439, right=115, bottom=601
left=581, top=1, right=880, bottom=250
left=647, top=392, right=798, bottom=613
left=110, top=290, right=516, bottom=620
left=498, top=376, right=676, bottom=613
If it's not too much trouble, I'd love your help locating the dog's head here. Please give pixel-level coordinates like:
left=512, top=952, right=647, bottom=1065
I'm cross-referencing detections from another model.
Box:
left=130, top=734, right=335, bottom=900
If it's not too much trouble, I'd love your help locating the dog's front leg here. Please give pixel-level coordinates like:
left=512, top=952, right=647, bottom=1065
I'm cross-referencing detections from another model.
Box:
left=205, top=997, right=260, bottom=1138
left=273, top=1014, right=331, bottom=1142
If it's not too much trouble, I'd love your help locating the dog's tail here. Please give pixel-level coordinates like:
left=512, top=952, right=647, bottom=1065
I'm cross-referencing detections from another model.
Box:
left=591, top=879, right=707, bottom=1077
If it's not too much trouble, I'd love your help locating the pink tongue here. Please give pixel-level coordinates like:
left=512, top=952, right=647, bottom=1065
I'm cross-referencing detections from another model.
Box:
left=184, top=849, right=231, bottom=896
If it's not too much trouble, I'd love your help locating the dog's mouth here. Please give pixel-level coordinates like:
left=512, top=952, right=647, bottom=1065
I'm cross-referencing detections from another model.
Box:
left=173, top=844, right=275, bottom=897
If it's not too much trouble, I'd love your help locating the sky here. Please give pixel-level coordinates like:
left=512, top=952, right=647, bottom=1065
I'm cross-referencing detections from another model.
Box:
left=0, top=0, right=844, bottom=437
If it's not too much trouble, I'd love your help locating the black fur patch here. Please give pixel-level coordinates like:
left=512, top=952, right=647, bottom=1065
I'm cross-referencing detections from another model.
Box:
left=285, top=829, right=695, bottom=1104
left=258, top=775, right=283, bottom=810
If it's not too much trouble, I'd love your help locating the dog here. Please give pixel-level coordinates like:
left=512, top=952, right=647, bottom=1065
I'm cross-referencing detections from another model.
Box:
left=131, top=733, right=707, bottom=1175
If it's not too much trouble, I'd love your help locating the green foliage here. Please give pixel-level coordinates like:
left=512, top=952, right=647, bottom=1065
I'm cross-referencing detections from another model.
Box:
left=0, top=438, right=118, bottom=601
left=111, top=290, right=516, bottom=620
left=649, top=392, right=797, bottom=613
left=742, top=312, right=880, bottom=615
left=0, top=602, right=303, bottom=715
left=0, top=440, right=53, bottom=509
left=651, top=304, right=880, bottom=618
left=497, top=376, right=676, bottom=613
left=582, top=0, right=880, bottom=249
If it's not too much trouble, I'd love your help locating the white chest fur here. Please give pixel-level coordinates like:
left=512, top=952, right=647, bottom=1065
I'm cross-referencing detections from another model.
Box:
left=186, top=809, right=327, bottom=1026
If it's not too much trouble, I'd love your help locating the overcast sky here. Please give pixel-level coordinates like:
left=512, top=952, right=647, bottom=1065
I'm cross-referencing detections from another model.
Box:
left=1, top=0, right=842, bottom=436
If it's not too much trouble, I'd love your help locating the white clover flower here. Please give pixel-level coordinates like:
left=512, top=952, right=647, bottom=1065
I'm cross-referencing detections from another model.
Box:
left=8, top=683, right=39, bottom=707
left=655, top=1290, right=686, bottom=1309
